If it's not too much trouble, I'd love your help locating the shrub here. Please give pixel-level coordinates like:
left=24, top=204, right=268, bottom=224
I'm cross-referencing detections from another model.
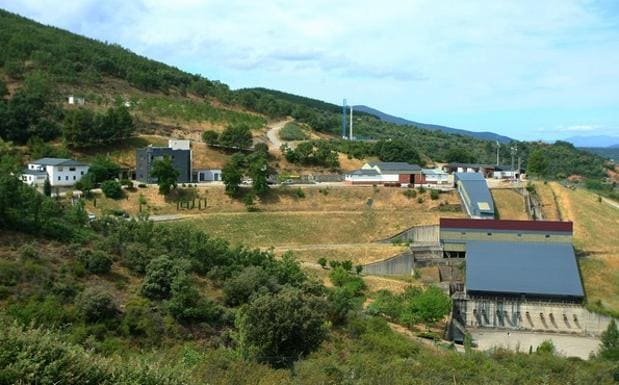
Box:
left=121, top=297, right=164, bottom=342
left=417, top=186, right=426, bottom=194
left=167, top=273, right=223, bottom=323
left=279, top=122, right=308, bottom=141
left=19, top=243, right=39, bottom=260
left=76, top=286, right=117, bottom=322
left=294, top=187, right=305, bottom=198
left=237, top=287, right=328, bottom=368
left=403, top=189, right=417, bottom=199
left=78, top=249, right=112, bottom=274
left=223, top=266, right=278, bottom=306
left=141, top=255, right=185, bottom=300
left=341, top=260, right=353, bottom=272
left=318, top=257, right=327, bottom=269
left=417, top=197, right=424, bottom=204
left=536, top=339, right=556, bottom=354
left=122, top=242, right=151, bottom=274
left=430, top=189, right=439, bottom=200
left=101, top=180, right=123, bottom=199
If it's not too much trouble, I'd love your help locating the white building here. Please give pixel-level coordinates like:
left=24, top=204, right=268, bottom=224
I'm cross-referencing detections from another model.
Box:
left=22, top=158, right=89, bottom=187
left=421, top=168, right=450, bottom=185
left=168, top=139, right=191, bottom=151
left=194, top=169, right=222, bottom=182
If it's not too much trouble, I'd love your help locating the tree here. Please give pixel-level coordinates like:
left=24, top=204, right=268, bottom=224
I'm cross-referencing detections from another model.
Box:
left=445, top=147, right=476, bottom=163
left=78, top=249, right=112, bottom=274
left=141, top=255, right=186, bottom=300
left=151, top=156, right=179, bottom=195
left=87, top=155, right=121, bottom=183
left=408, top=286, right=452, bottom=325
left=222, top=153, right=245, bottom=196
left=527, top=149, right=549, bottom=177
left=599, top=319, right=619, bottom=360
left=167, top=273, right=222, bottom=323
left=219, top=123, right=252, bottom=148
left=223, top=266, right=278, bottom=306
left=376, top=140, right=422, bottom=165
left=101, top=180, right=123, bottom=199
left=43, top=178, right=51, bottom=197
left=202, top=130, right=220, bottom=144
left=248, top=152, right=269, bottom=196
left=76, top=286, right=117, bottom=322
left=237, top=287, right=328, bottom=368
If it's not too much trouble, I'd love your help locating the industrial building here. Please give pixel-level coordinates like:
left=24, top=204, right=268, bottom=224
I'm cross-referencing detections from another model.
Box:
left=345, top=162, right=423, bottom=185
left=454, top=172, right=495, bottom=219
left=136, top=140, right=192, bottom=184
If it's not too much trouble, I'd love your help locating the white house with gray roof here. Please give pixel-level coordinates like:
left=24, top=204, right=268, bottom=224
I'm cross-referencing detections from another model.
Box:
left=21, top=158, right=89, bottom=187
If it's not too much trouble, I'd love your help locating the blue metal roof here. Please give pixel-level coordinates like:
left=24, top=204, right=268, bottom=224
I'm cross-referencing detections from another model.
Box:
left=455, top=173, right=495, bottom=218
left=465, top=241, right=584, bottom=298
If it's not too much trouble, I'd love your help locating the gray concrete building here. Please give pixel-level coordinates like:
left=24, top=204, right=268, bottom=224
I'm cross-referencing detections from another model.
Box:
left=136, top=146, right=191, bottom=184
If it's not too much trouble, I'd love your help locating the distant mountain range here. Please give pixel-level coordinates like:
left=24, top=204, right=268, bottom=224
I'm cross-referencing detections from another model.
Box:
left=564, top=135, right=619, bottom=148
left=353, top=105, right=513, bottom=143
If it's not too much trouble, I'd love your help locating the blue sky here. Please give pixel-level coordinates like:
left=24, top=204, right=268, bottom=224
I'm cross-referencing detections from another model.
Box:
left=2, top=0, right=619, bottom=141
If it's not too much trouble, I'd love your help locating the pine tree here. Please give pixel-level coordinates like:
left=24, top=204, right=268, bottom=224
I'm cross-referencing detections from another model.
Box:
left=599, top=319, right=619, bottom=360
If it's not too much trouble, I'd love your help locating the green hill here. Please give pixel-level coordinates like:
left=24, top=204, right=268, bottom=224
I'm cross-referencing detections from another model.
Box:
left=0, top=8, right=611, bottom=180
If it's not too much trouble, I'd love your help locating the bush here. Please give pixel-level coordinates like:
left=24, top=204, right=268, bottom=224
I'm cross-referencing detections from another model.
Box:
left=279, top=122, right=308, bottom=141
left=167, top=273, right=223, bottom=323
left=417, top=186, right=426, bottom=194
left=122, top=242, right=151, bottom=274
left=294, top=187, right=305, bottom=198
left=430, top=189, right=439, bottom=200
left=19, top=243, right=39, bottom=260
left=318, top=257, right=327, bottom=269
left=223, top=266, right=278, bottom=306
left=403, top=189, right=417, bottom=199
left=141, top=255, right=185, bottom=300
left=101, top=180, right=123, bottom=199
left=417, top=197, right=424, bottom=204
left=121, top=297, right=164, bottom=342
left=78, top=249, right=112, bottom=274
left=75, top=286, right=117, bottom=322
left=237, top=287, right=328, bottom=368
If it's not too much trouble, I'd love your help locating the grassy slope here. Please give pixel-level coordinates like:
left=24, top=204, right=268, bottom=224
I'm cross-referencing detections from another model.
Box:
left=491, top=189, right=528, bottom=220
left=548, top=182, right=619, bottom=314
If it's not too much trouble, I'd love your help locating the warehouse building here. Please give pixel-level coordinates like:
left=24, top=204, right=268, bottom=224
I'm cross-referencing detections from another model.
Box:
left=345, top=162, right=423, bottom=186
left=437, top=218, right=612, bottom=337
left=454, top=172, right=495, bottom=219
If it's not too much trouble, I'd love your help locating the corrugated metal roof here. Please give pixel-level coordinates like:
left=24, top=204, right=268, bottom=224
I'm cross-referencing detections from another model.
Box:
left=31, top=158, right=87, bottom=166
left=368, top=162, right=421, bottom=172
left=465, top=241, right=584, bottom=298
left=348, top=169, right=380, bottom=176
left=440, top=218, right=573, bottom=233
left=455, top=173, right=494, bottom=217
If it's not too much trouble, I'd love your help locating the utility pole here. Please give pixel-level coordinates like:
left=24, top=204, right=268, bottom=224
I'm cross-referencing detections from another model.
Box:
left=510, top=144, right=518, bottom=182
left=496, top=141, right=500, bottom=166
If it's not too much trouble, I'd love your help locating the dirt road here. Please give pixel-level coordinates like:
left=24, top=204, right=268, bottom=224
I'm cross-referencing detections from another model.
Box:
left=265, top=119, right=292, bottom=150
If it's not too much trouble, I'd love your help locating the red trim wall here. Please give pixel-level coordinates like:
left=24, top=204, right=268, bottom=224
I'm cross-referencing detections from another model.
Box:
left=440, top=218, right=573, bottom=233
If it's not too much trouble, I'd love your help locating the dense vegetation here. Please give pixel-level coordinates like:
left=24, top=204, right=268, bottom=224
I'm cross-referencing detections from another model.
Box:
left=279, top=121, right=308, bottom=141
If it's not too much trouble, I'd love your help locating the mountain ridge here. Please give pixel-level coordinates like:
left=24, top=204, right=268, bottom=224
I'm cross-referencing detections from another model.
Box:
left=353, top=105, right=513, bottom=143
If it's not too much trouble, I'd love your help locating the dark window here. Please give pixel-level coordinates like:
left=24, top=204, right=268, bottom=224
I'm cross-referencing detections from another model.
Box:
left=58, top=176, right=61, bottom=181
left=461, top=232, right=466, bottom=235
left=487, top=232, right=492, bottom=236
left=517, top=233, right=522, bottom=237
left=545, top=234, right=550, bottom=238
left=73, top=176, right=76, bottom=180
left=69, top=167, right=76, bottom=171
left=65, top=176, right=68, bottom=181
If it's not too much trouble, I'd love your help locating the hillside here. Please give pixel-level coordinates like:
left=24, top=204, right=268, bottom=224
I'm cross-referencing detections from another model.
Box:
left=353, top=104, right=513, bottom=143
left=0, top=9, right=612, bottom=180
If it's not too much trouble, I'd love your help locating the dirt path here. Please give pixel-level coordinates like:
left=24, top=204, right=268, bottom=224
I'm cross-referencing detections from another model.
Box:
left=265, top=118, right=293, bottom=151
left=602, top=197, right=619, bottom=210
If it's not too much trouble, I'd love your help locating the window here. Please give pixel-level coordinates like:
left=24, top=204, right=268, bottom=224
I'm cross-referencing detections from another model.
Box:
left=58, top=176, right=61, bottom=181
left=73, top=176, right=76, bottom=180
left=460, top=232, right=466, bottom=235
left=81, top=171, right=84, bottom=175
left=517, top=233, right=522, bottom=237
left=545, top=234, right=550, bottom=238
left=487, top=232, right=492, bottom=236
left=65, top=176, right=68, bottom=181
left=69, top=167, right=76, bottom=171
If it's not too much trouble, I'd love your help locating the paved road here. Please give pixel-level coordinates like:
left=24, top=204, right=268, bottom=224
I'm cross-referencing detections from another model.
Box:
left=148, top=214, right=187, bottom=222
left=471, top=329, right=600, bottom=359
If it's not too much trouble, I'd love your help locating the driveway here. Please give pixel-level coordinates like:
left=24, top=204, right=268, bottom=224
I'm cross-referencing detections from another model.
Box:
left=265, top=119, right=292, bottom=151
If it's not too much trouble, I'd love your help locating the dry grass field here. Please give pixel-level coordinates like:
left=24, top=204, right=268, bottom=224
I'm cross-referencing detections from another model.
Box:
left=532, top=181, right=562, bottom=221
left=491, top=188, right=528, bottom=220
left=548, top=182, right=619, bottom=314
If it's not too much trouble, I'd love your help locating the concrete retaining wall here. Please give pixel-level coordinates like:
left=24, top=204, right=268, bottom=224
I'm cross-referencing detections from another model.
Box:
left=363, top=252, right=414, bottom=276
left=379, top=225, right=439, bottom=244
left=454, top=297, right=613, bottom=336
